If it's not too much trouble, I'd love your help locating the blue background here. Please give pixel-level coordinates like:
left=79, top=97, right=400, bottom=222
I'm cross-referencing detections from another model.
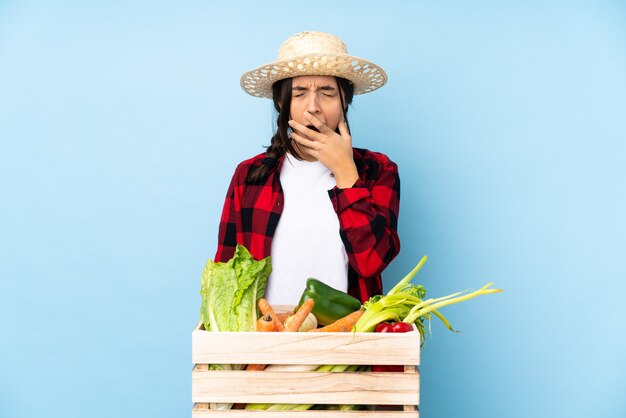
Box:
left=1, top=1, right=625, bottom=417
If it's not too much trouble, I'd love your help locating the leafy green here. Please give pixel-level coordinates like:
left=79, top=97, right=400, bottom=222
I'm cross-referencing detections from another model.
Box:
left=354, top=255, right=503, bottom=346
left=200, top=244, right=271, bottom=332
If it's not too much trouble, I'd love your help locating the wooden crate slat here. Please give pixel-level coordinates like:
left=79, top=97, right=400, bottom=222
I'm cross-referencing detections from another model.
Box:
left=192, top=370, right=419, bottom=405
left=192, top=404, right=419, bottom=417
left=192, top=324, right=420, bottom=365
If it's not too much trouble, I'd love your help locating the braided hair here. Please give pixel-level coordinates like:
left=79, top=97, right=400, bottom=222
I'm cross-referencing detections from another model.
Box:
left=246, top=77, right=354, bottom=184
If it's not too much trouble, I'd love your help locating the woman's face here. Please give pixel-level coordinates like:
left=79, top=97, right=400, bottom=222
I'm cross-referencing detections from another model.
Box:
left=289, top=75, right=344, bottom=141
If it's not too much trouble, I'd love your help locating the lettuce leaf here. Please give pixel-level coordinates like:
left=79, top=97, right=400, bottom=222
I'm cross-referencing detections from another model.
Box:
left=200, top=244, right=271, bottom=332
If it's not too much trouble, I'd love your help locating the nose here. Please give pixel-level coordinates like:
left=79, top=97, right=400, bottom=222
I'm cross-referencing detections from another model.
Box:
left=305, top=93, right=321, bottom=116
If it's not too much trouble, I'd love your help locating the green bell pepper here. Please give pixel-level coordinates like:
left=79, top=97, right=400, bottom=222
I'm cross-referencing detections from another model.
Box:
left=297, top=278, right=362, bottom=326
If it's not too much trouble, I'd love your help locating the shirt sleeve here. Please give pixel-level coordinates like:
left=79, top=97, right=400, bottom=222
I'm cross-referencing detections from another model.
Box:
left=327, top=158, right=401, bottom=279
left=214, top=167, right=242, bottom=262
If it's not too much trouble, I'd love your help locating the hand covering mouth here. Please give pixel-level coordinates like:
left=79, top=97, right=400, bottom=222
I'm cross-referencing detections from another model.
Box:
left=306, top=125, right=320, bottom=133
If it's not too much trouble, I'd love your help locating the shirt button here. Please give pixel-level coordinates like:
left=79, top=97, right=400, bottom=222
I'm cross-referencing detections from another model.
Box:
left=276, top=200, right=281, bottom=206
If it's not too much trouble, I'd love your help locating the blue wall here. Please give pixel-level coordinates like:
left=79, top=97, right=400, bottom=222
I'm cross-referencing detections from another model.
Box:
left=1, top=1, right=624, bottom=417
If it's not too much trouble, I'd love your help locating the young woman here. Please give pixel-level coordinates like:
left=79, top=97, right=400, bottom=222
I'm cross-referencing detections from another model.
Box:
left=214, top=31, right=400, bottom=304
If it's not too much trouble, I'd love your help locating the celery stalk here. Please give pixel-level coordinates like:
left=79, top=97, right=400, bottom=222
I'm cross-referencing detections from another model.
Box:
left=354, top=256, right=502, bottom=340
left=404, top=285, right=502, bottom=324
left=388, top=255, right=428, bottom=295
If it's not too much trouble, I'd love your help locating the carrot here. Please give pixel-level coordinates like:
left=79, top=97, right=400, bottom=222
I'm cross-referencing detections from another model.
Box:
left=247, top=316, right=272, bottom=371
left=247, top=310, right=281, bottom=371
left=308, top=309, right=364, bottom=332
left=256, top=313, right=278, bottom=332
left=276, top=312, right=291, bottom=324
left=257, top=298, right=285, bottom=331
left=245, top=363, right=266, bottom=371
left=248, top=315, right=275, bottom=372
left=247, top=302, right=314, bottom=373
left=284, top=299, right=315, bottom=332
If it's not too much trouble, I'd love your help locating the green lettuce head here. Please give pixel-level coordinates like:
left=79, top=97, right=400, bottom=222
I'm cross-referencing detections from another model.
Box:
left=200, top=244, right=271, bottom=332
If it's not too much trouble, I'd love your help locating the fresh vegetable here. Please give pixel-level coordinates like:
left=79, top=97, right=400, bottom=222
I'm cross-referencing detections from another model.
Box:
left=246, top=301, right=283, bottom=373
left=246, top=302, right=315, bottom=372
left=256, top=314, right=278, bottom=332
left=257, top=298, right=285, bottom=331
left=308, top=309, right=364, bottom=332
left=285, top=312, right=317, bottom=332
left=276, top=312, right=291, bottom=323
left=375, top=322, right=414, bottom=333
left=297, top=278, right=362, bottom=326
left=371, top=322, right=414, bottom=372
left=322, top=405, right=363, bottom=411
left=246, top=403, right=313, bottom=412
left=245, top=363, right=267, bottom=371
left=200, top=244, right=271, bottom=333
left=284, top=299, right=315, bottom=332
left=353, top=255, right=503, bottom=346
left=260, top=364, right=319, bottom=372
left=199, top=244, right=271, bottom=410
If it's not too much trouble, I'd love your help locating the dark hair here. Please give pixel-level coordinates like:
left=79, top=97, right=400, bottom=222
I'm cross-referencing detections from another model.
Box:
left=246, top=77, right=355, bottom=184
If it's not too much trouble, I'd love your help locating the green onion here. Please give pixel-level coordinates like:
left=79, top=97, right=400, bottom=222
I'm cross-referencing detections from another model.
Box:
left=353, top=256, right=503, bottom=344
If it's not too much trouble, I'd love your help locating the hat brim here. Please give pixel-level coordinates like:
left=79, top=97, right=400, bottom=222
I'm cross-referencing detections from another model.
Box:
left=240, top=52, right=387, bottom=98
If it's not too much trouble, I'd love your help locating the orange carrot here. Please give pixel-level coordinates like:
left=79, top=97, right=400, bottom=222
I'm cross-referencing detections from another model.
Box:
left=276, top=312, right=291, bottom=324
left=245, top=363, right=266, bottom=371
left=248, top=314, right=275, bottom=372
left=257, top=298, right=285, bottom=331
left=247, top=313, right=279, bottom=371
left=284, top=299, right=315, bottom=332
left=308, top=309, right=364, bottom=332
left=256, top=313, right=278, bottom=332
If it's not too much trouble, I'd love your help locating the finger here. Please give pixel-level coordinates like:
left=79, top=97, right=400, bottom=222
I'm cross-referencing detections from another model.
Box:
left=337, top=119, right=351, bottom=141
left=291, top=131, right=321, bottom=150
left=303, top=111, right=333, bottom=136
left=291, top=135, right=318, bottom=159
left=288, top=119, right=323, bottom=141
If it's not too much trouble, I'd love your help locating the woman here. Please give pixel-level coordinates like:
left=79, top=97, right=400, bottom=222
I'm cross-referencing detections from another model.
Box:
left=214, top=31, right=400, bottom=304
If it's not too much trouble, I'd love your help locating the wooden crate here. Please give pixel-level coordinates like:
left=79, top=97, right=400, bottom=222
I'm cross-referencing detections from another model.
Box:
left=192, top=310, right=420, bottom=417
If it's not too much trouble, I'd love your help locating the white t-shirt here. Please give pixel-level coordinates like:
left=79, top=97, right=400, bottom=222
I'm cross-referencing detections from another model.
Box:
left=265, top=153, right=349, bottom=305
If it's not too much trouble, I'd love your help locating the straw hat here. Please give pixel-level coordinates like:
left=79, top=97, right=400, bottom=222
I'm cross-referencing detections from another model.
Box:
left=240, top=31, right=387, bottom=98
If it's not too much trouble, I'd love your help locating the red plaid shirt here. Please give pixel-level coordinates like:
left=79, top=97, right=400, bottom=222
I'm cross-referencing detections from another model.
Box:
left=214, top=147, right=400, bottom=303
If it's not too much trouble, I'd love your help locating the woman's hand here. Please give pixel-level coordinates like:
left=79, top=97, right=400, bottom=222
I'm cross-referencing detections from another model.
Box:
left=288, top=111, right=359, bottom=188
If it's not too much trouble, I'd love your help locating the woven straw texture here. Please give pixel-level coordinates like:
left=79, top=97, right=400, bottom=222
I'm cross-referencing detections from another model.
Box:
left=240, top=31, right=387, bottom=98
